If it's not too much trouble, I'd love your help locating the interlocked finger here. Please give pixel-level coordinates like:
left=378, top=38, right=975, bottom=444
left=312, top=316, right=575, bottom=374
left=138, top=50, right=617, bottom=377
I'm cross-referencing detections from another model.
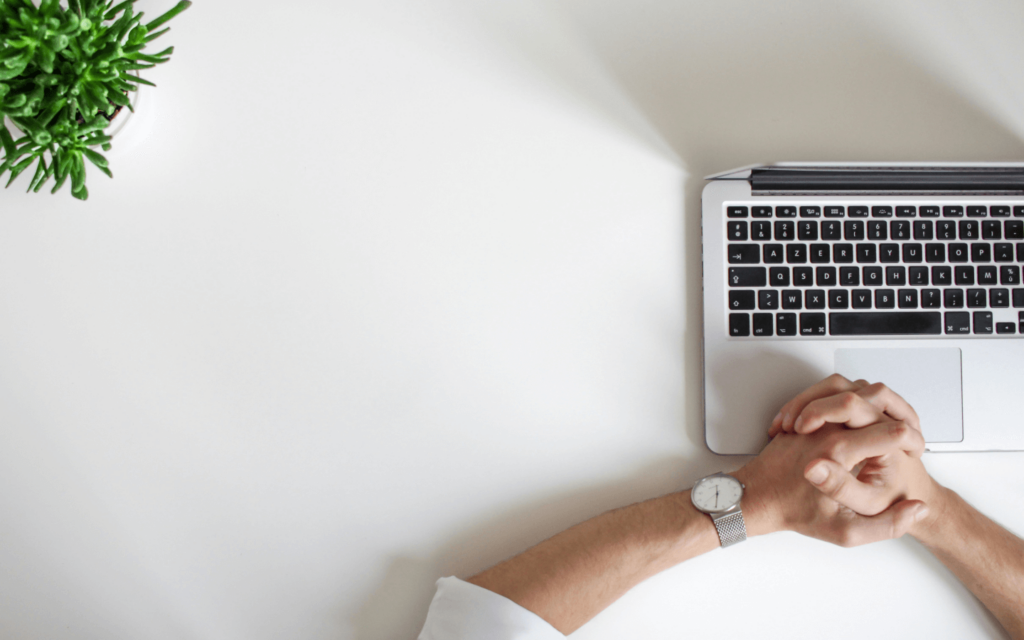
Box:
left=769, top=374, right=864, bottom=436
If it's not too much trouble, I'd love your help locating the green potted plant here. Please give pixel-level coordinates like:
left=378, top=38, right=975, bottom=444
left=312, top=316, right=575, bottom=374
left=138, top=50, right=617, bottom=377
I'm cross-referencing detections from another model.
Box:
left=0, top=0, right=191, bottom=200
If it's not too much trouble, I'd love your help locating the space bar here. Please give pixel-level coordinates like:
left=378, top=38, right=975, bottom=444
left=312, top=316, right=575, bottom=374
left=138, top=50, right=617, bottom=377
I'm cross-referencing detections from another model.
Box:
left=830, top=312, right=942, bottom=335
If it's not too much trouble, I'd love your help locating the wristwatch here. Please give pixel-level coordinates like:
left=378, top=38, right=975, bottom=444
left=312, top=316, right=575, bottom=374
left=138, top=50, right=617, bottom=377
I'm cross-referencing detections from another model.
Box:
left=690, top=472, right=747, bottom=548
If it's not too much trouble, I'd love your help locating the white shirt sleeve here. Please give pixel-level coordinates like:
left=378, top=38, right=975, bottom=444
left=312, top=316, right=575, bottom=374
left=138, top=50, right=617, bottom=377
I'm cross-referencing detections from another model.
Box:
left=418, top=577, right=565, bottom=640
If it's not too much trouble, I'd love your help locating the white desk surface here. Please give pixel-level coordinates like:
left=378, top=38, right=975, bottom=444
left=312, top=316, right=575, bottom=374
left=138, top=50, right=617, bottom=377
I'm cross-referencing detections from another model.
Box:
left=3, top=1, right=1024, bottom=638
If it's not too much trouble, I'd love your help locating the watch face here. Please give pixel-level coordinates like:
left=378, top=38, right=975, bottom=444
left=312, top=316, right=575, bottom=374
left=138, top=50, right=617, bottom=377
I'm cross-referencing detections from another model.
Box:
left=691, top=475, right=743, bottom=513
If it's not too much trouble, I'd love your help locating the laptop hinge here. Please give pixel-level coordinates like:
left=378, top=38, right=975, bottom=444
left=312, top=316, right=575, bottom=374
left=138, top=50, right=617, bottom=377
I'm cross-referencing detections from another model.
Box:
left=748, top=167, right=1024, bottom=196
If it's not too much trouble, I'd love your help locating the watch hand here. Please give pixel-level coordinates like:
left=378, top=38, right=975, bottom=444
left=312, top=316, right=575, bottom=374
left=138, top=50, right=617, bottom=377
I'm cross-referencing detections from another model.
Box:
left=715, top=486, right=719, bottom=508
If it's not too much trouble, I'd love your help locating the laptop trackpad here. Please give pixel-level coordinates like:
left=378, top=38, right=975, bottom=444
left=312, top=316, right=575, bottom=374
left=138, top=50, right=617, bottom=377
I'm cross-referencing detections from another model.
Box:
left=834, top=348, right=963, bottom=443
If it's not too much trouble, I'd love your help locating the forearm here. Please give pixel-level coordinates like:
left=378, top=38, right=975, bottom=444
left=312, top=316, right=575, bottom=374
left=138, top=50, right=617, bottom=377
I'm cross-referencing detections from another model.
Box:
left=914, top=487, right=1024, bottom=640
left=467, top=491, right=719, bottom=635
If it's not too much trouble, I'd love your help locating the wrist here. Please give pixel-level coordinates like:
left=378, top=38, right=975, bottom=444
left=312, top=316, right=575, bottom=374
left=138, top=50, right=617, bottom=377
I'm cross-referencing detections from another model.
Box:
left=731, top=463, right=784, bottom=537
left=909, top=482, right=956, bottom=545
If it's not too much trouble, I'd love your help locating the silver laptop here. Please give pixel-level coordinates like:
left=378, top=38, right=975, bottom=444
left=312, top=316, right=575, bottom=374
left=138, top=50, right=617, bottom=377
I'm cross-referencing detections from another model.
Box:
left=701, top=163, right=1024, bottom=454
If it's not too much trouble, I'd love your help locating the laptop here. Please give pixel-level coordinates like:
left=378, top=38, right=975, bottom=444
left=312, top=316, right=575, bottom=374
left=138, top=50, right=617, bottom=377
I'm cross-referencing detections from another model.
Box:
left=701, top=163, right=1024, bottom=454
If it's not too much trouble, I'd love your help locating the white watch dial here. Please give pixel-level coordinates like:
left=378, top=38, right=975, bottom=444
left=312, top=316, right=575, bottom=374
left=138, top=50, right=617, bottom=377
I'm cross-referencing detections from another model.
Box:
left=691, top=475, right=743, bottom=513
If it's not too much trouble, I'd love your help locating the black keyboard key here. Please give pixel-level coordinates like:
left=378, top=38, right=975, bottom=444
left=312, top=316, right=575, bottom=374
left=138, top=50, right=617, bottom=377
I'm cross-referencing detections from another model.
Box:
left=909, top=266, right=928, bottom=285
left=879, top=244, right=900, bottom=263
left=1014, top=288, right=1024, bottom=308
left=1016, top=242, right=1024, bottom=263
left=902, top=243, right=923, bottom=263
left=729, top=290, right=755, bottom=310
left=997, top=322, right=1016, bottom=334
left=959, top=220, right=979, bottom=240
left=753, top=313, right=773, bottom=336
left=943, top=205, right=964, bottom=218
left=775, top=221, right=795, bottom=240
left=728, top=206, right=749, bottom=218
left=990, top=288, right=1009, bottom=308
left=991, top=206, right=1011, bottom=218
left=851, top=289, right=872, bottom=309
left=833, top=243, right=854, bottom=263
left=857, top=243, right=877, bottom=263
left=759, top=289, right=779, bottom=309
left=974, top=311, right=993, bottom=334
left=1006, top=220, right=1024, bottom=239
left=872, top=206, right=893, bottom=218
left=1001, top=265, right=1020, bottom=285
left=776, top=206, right=797, bottom=218
left=764, top=243, right=785, bottom=264
left=816, top=267, right=837, bottom=287
left=784, top=243, right=805, bottom=263
left=954, top=265, right=975, bottom=285
left=800, top=313, right=827, bottom=336
left=729, top=313, right=750, bottom=336
left=782, top=290, right=802, bottom=309
left=926, top=243, right=945, bottom=263
left=752, top=206, right=773, bottom=218
left=728, top=221, right=748, bottom=241
left=937, top=221, right=957, bottom=239
left=840, top=267, right=860, bottom=286
left=863, top=266, right=883, bottom=286
left=978, top=265, right=997, bottom=285
left=793, top=266, right=813, bottom=287
left=769, top=266, right=790, bottom=287
left=848, top=206, right=869, bottom=218
left=972, top=243, right=991, bottom=263
left=948, top=243, right=968, bottom=263
left=922, top=288, right=941, bottom=308
left=944, top=312, right=970, bottom=334
left=751, top=221, right=772, bottom=240
left=729, top=267, right=766, bottom=287
left=920, top=206, right=940, bottom=218
left=932, top=266, right=952, bottom=286
left=875, top=289, right=895, bottom=309
left=805, top=289, right=826, bottom=309
left=913, top=220, right=934, bottom=240
left=896, top=206, right=917, bottom=218
left=800, top=206, right=821, bottom=218
left=823, top=206, right=845, bottom=218
left=944, top=288, right=964, bottom=308
left=798, top=221, right=818, bottom=240
left=845, top=220, right=865, bottom=241
left=810, top=244, right=830, bottom=264
left=728, top=244, right=761, bottom=264
left=829, top=289, right=849, bottom=309
left=983, top=220, right=1002, bottom=240
left=967, top=288, right=986, bottom=308
left=995, top=243, right=1014, bottom=262
left=898, top=289, right=918, bottom=309
left=869, top=220, right=888, bottom=240
left=967, top=206, right=988, bottom=218
left=886, top=266, right=906, bottom=286
left=821, top=220, right=842, bottom=240
left=830, top=311, right=941, bottom=335
left=891, top=220, right=911, bottom=240
left=776, top=313, right=797, bottom=336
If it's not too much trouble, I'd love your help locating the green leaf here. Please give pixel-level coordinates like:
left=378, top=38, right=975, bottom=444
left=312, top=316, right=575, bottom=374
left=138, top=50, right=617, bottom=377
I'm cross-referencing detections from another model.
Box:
left=82, top=146, right=107, bottom=168
left=143, top=27, right=169, bottom=42
left=71, top=183, right=88, bottom=200
left=26, top=154, right=46, bottom=192
left=0, top=127, right=16, bottom=161
left=144, top=0, right=190, bottom=32
left=5, top=154, right=35, bottom=188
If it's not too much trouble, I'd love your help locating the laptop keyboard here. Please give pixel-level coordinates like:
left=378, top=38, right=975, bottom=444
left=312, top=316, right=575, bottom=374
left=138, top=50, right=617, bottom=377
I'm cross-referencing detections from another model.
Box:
left=725, top=204, right=1024, bottom=337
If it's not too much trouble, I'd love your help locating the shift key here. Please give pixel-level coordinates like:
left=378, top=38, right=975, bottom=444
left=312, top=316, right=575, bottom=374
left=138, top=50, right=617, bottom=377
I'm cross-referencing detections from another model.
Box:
left=728, top=267, right=767, bottom=287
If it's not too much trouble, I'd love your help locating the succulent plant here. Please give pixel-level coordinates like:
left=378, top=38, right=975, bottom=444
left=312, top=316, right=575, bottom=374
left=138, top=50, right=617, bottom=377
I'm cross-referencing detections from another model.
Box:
left=0, top=0, right=190, bottom=200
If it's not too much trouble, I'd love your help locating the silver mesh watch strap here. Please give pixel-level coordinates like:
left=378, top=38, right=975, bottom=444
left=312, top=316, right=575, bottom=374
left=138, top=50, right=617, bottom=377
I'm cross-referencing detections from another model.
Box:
left=712, top=511, right=747, bottom=548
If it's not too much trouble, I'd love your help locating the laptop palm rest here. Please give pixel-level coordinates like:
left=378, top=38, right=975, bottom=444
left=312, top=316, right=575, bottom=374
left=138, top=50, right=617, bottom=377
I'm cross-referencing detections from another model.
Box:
left=834, top=348, right=963, bottom=443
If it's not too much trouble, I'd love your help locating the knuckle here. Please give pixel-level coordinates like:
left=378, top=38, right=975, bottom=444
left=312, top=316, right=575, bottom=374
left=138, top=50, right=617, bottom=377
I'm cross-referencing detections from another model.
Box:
left=838, top=391, right=859, bottom=411
left=888, top=421, right=910, bottom=441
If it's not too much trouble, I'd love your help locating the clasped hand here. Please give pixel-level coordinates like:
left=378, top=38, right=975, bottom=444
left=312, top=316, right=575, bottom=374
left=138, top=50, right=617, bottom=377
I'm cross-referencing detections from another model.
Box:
left=735, top=374, right=946, bottom=546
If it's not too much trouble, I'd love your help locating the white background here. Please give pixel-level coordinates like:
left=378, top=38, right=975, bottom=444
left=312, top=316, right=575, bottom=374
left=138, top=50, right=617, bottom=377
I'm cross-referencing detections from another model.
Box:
left=2, top=0, right=1024, bottom=638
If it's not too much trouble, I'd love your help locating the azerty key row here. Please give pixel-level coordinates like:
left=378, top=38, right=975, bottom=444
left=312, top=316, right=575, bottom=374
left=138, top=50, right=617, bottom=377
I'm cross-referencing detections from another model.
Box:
left=728, top=242, right=1024, bottom=264
left=727, top=219, right=1024, bottom=242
